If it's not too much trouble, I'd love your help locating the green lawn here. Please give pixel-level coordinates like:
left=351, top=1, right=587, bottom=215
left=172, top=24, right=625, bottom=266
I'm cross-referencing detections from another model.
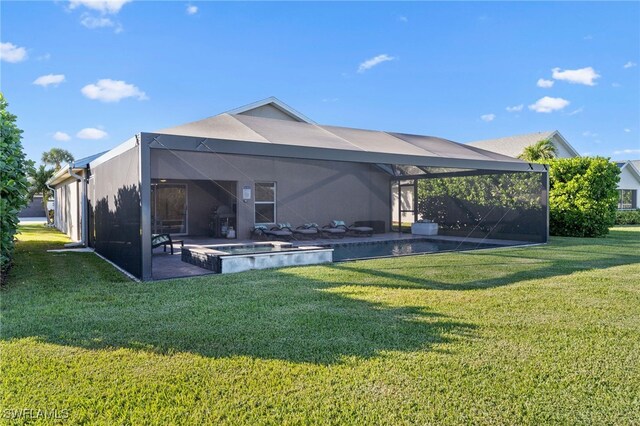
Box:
left=2, top=225, right=639, bottom=424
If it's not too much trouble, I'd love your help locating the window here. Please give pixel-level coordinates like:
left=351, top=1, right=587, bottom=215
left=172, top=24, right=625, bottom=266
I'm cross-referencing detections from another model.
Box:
left=255, top=182, right=276, bottom=224
left=618, top=189, right=636, bottom=210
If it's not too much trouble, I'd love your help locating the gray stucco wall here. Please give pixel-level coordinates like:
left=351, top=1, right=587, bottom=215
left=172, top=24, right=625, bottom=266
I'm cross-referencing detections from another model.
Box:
left=150, top=150, right=390, bottom=239
left=53, top=176, right=81, bottom=241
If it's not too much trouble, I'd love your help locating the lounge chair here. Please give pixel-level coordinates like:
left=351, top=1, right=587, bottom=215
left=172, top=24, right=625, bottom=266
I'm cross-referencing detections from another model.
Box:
left=323, top=220, right=374, bottom=237
left=293, top=223, right=320, bottom=239
left=152, top=233, right=184, bottom=255
left=251, top=225, right=293, bottom=241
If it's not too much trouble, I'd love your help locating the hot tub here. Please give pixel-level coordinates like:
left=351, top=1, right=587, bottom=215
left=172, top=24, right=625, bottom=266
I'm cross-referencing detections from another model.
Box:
left=181, top=242, right=332, bottom=274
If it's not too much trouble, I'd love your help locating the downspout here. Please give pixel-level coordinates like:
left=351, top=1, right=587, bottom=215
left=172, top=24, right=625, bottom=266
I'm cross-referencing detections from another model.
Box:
left=68, top=167, right=88, bottom=246
left=45, top=182, right=55, bottom=226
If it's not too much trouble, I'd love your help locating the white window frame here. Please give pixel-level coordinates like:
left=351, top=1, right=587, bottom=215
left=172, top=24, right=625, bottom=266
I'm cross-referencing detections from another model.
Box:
left=618, top=189, right=635, bottom=210
left=254, top=182, right=276, bottom=225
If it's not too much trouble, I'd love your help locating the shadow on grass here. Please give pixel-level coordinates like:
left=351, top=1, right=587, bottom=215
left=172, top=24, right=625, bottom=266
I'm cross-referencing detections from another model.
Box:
left=324, top=230, right=640, bottom=291
left=2, top=226, right=476, bottom=364
left=4, top=225, right=638, bottom=364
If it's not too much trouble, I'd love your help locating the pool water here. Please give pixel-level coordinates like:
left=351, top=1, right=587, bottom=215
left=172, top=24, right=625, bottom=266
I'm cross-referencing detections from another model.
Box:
left=330, top=239, right=501, bottom=261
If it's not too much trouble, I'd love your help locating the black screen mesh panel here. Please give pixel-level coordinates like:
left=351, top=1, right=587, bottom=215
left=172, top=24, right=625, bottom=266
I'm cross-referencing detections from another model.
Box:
left=414, top=171, right=547, bottom=243
left=88, top=146, right=142, bottom=278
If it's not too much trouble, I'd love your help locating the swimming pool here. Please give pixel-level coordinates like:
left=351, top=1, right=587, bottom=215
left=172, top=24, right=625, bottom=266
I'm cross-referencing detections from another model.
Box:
left=329, top=238, right=502, bottom=261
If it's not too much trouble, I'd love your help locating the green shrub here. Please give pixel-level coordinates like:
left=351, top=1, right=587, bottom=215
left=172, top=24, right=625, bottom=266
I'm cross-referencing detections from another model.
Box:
left=0, top=93, right=30, bottom=284
left=548, top=157, right=620, bottom=237
left=615, top=209, right=640, bottom=225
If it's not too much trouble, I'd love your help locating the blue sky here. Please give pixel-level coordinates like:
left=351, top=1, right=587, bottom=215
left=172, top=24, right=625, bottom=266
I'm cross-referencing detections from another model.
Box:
left=2, top=1, right=639, bottom=164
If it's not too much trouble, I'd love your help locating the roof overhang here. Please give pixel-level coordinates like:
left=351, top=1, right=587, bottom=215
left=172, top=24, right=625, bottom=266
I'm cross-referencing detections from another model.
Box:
left=47, top=165, right=86, bottom=187
left=142, top=132, right=548, bottom=173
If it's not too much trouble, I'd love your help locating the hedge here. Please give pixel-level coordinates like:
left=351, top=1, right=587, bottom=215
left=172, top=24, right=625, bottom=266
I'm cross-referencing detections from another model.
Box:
left=548, top=157, right=620, bottom=237
left=615, top=209, right=640, bottom=225
left=0, top=93, right=30, bottom=284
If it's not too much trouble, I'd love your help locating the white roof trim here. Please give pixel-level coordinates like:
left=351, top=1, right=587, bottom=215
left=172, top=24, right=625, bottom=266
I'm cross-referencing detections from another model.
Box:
left=224, top=96, right=316, bottom=124
left=620, top=161, right=640, bottom=183
left=549, top=130, right=581, bottom=157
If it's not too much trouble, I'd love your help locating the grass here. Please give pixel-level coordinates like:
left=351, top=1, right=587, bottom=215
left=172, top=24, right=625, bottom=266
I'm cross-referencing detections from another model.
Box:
left=1, top=224, right=639, bottom=424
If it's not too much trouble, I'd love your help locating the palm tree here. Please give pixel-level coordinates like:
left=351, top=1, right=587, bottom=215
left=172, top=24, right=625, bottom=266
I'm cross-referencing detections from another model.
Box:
left=518, top=138, right=558, bottom=162
left=42, top=148, right=74, bottom=170
left=28, top=165, right=55, bottom=221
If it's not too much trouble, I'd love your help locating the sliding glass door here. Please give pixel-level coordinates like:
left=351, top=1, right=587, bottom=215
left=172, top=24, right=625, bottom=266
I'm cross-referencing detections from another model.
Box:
left=151, top=183, right=187, bottom=235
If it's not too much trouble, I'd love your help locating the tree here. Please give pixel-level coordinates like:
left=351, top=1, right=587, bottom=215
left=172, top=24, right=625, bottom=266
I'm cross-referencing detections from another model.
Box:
left=548, top=157, right=620, bottom=237
left=0, top=92, right=30, bottom=282
left=518, top=138, right=558, bottom=162
left=28, top=165, right=55, bottom=221
left=42, top=148, right=74, bottom=170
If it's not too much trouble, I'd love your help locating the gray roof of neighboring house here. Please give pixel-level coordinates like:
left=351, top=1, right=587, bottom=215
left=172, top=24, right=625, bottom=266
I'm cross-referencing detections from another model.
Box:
left=466, top=130, right=579, bottom=158
left=156, top=113, right=528, bottom=166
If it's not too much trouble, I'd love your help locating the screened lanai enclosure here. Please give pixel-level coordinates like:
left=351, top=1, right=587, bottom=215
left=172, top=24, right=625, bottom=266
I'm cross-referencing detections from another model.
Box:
left=86, top=104, right=548, bottom=280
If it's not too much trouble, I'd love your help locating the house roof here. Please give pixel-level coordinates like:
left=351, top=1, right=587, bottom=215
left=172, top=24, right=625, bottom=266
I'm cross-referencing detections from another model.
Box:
left=152, top=112, right=544, bottom=172
left=466, top=130, right=580, bottom=158
left=224, top=96, right=316, bottom=124
left=47, top=151, right=108, bottom=186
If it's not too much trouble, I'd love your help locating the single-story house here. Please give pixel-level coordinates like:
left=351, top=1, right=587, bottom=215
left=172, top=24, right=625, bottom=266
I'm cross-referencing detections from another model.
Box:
left=48, top=97, right=549, bottom=280
left=467, top=131, right=640, bottom=209
left=615, top=161, right=640, bottom=209
left=48, top=152, right=106, bottom=242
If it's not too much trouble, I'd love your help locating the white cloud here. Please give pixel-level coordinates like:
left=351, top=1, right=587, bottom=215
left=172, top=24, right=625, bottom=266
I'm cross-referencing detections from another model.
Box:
left=528, top=96, right=570, bottom=113
left=567, top=107, right=584, bottom=116
left=357, top=54, right=395, bottom=73
left=69, top=0, right=131, bottom=14
left=551, top=67, right=600, bottom=86
left=77, top=128, right=108, bottom=139
left=81, top=14, right=114, bottom=28
left=0, top=42, right=28, bottom=63
left=480, top=114, right=495, bottom=122
left=33, top=74, right=66, bottom=87
left=37, top=53, right=51, bottom=61
left=582, top=131, right=598, bottom=138
left=614, top=149, right=640, bottom=155
left=398, top=15, right=408, bottom=22
left=537, top=78, right=554, bottom=88
left=624, top=128, right=631, bottom=133
left=53, top=131, right=71, bottom=141
left=186, top=4, right=198, bottom=15
left=505, top=104, right=523, bottom=113
left=81, top=79, right=147, bottom=102
left=623, top=61, right=637, bottom=69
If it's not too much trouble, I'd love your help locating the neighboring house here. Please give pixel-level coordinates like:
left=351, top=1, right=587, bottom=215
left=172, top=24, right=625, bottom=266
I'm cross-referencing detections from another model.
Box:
left=615, top=161, right=640, bottom=209
left=48, top=152, right=107, bottom=242
left=467, top=130, right=580, bottom=159
left=48, top=97, right=548, bottom=280
left=467, top=131, right=640, bottom=210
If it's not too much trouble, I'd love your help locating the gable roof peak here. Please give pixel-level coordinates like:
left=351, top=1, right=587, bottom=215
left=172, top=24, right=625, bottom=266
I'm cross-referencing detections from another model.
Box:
left=224, top=97, right=316, bottom=124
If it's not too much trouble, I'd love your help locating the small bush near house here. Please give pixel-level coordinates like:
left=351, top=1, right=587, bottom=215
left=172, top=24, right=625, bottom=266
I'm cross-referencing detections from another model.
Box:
left=548, top=157, right=620, bottom=237
left=615, top=209, right=640, bottom=225
left=0, top=93, right=30, bottom=284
